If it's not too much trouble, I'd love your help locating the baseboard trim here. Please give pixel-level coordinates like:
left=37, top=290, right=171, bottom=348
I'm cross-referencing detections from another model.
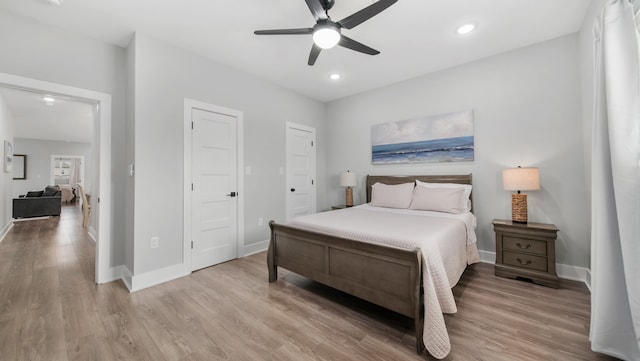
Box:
left=129, top=263, right=190, bottom=292
left=477, top=250, right=591, bottom=289
left=88, top=226, right=97, bottom=243
left=99, top=265, right=128, bottom=285
left=241, top=239, right=269, bottom=257
left=0, top=221, right=13, bottom=243
left=557, top=263, right=592, bottom=290
left=121, top=266, right=133, bottom=291
left=478, top=250, right=496, bottom=264
left=88, top=230, right=97, bottom=244
left=12, top=216, right=49, bottom=222
left=115, top=240, right=269, bottom=293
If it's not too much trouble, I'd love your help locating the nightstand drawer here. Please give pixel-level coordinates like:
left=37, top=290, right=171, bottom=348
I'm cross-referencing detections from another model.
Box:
left=502, top=236, right=547, bottom=256
left=502, top=251, right=547, bottom=272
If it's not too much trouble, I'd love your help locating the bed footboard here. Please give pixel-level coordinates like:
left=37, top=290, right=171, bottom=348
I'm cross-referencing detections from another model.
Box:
left=268, top=221, right=425, bottom=354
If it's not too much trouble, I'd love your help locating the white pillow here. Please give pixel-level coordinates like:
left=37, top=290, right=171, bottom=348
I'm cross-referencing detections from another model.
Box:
left=370, top=182, right=415, bottom=209
left=409, top=185, right=466, bottom=213
left=415, top=180, right=472, bottom=212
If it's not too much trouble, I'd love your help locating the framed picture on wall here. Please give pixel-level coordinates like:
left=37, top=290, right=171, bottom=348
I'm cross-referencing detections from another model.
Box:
left=13, top=154, right=26, bottom=180
left=3, top=140, right=12, bottom=173
left=371, top=110, right=474, bottom=164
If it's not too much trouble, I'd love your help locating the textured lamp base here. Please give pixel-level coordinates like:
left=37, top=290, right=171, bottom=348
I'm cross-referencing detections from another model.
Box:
left=345, top=187, right=353, bottom=207
left=511, top=193, right=528, bottom=223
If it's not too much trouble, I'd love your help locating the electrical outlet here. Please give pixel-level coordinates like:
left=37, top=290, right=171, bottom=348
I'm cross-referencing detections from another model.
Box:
left=258, top=218, right=264, bottom=226
left=150, top=236, right=159, bottom=249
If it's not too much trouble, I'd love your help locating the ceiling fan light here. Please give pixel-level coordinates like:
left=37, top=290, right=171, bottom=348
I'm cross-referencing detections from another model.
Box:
left=313, top=27, right=341, bottom=49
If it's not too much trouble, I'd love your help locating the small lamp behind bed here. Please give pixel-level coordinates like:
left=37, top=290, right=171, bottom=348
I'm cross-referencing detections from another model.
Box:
left=340, top=170, right=357, bottom=207
left=502, top=166, right=540, bottom=223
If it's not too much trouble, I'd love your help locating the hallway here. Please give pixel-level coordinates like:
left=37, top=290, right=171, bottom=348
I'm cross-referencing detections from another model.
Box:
left=0, top=204, right=101, bottom=360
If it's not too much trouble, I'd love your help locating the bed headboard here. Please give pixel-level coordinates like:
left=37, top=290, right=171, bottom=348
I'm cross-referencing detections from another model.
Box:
left=365, top=174, right=473, bottom=210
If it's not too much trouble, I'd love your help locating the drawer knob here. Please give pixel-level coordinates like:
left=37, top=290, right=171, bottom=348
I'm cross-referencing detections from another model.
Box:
left=516, top=258, right=532, bottom=265
left=516, top=242, right=531, bottom=250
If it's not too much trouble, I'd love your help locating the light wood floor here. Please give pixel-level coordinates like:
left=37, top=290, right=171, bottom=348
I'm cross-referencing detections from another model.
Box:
left=0, top=206, right=617, bottom=361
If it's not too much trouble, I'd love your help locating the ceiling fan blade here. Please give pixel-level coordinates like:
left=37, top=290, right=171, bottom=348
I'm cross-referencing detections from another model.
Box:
left=254, top=28, right=313, bottom=35
left=337, top=0, right=398, bottom=29
left=308, top=43, right=322, bottom=66
left=338, top=35, right=380, bottom=55
left=305, top=0, right=328, bottom=21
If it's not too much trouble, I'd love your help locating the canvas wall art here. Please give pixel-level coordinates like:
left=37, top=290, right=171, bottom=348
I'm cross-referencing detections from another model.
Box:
left=3, top=140, right=12, bottom=173
left=371, top=110, right=474, bottom=164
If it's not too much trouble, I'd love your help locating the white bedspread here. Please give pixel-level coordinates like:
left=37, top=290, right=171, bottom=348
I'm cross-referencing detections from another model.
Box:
left=288, top=204, right=480, bottom=359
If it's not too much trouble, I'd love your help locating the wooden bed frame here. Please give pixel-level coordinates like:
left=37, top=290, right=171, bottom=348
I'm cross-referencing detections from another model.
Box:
left=267, top=174, right=473, bottom=354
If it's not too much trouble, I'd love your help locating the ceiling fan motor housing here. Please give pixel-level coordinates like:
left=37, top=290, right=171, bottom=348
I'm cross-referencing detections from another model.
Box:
left=322, top=0, right=335, bottom=11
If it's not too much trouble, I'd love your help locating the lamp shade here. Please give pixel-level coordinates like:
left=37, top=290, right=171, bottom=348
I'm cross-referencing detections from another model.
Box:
left=340, top=170, right=357, bottom=187
left=502, top=167, right=540, bottom=191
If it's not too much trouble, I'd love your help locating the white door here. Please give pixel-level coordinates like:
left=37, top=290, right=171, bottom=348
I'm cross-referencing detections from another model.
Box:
left=286, top=123, right=316, bottom=221
left=191, top=108, right=238, bottom=271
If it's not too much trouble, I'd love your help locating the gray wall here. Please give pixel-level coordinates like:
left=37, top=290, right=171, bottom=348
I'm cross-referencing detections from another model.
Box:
left=0, top=7, right=600, bottom=285
left=11, top=138, right=92, bottom=197
left=0, top=96, right=14, bottom=235
left=130, top=33, right=326, bottom=275
left=0, top=11, right=127, bottom=267
left=326, top=34, right=589, bottom=268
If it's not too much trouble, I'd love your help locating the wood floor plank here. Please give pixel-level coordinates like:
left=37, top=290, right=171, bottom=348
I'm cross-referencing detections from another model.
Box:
left=19, top=266, right=68, bottom=361
left=65, top=334, right=118, bottom=361
left=0, top=205, right=618, bottom=361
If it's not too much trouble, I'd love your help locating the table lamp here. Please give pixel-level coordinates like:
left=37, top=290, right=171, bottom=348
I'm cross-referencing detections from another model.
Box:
left=502, top=166, right=540, bottom=223
left=340, top=170, right=357, bottom=207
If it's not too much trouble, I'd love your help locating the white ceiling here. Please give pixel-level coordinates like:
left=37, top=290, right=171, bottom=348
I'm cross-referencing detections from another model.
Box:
left=0, top=0, right=591, bottom=103
left=0, top=0, right=590, bottom=143
left=0, top=87, right=95, bottom=143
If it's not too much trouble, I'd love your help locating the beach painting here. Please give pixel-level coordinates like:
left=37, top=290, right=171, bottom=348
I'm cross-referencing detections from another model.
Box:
left=372, top=110, right=474, bottom=164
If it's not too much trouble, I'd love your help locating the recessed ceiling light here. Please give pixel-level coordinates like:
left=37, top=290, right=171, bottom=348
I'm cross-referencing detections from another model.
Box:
left=456, top=23, right=476, bottom=35
left=46, top=0, right=64, bottom=5
left=329, top=73, right=341, bottom=80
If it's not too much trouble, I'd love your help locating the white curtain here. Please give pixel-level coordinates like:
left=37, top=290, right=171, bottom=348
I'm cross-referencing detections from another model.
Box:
left=591, top=0, right=640, bottom=360
left=68, top=158, right=81, bottom=187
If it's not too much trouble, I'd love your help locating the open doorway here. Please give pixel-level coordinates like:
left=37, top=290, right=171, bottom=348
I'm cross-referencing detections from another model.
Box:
left=0, top=72, right=112, bottom=284
left=51, top=155, right=85, bottom=203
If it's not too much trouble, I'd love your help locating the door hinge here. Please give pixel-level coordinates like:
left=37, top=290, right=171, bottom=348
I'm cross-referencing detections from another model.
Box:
left=311, top=179, right=314, bottom=185
left=191, top=241, right=193, bottom=249
left=191, top=121, right=194, bottom=130
left=191, top=183, right=194, bottom=191
left=311, top=140, right=314, bottom=147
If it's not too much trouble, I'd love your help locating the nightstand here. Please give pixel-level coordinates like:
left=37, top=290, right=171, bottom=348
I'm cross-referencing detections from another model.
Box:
left=493, top=219, right=559, bottom=288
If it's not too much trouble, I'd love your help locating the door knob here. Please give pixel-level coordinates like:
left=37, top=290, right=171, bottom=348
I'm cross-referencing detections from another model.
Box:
left=226, top=192, right=237, bottom=197
left=290, top=188, right=296, bottom=192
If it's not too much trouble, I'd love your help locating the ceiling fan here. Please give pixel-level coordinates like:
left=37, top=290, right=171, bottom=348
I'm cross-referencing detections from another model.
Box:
left=254, top=0, right=398, bottom=66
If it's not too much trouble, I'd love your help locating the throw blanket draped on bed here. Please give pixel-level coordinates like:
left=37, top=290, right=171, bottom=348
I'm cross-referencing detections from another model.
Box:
left=288, top=204, right=480, bottom=359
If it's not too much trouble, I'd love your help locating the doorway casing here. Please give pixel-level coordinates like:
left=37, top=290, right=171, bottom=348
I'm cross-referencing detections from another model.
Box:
left=0, top=72, right=112, bottom=284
